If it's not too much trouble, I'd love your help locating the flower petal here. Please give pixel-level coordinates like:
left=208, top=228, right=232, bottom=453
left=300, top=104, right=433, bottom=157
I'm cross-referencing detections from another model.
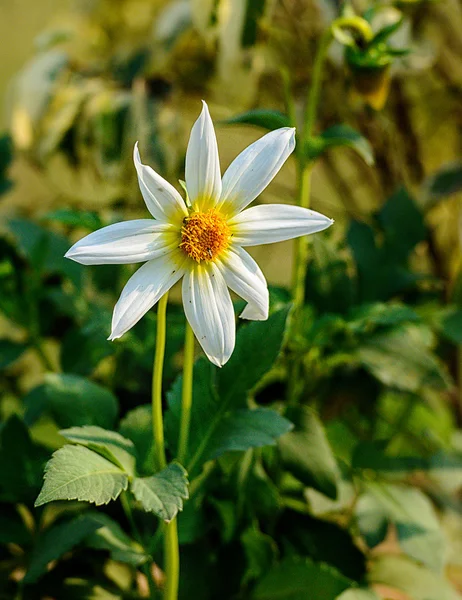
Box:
left=218, top=127, right=296, bottom=215
left=229, top=204, right=334, bottom=246
left=185, top=101, right=222, bottom=211
left=182, top=262, right=235, bottom=367
left=109, top=251, right=187, bottom=340
left=134, top=143, right=187, bottom=223
left=65, top=220, right=178, bottom=265
left=218, top=246, right=269, bottom=321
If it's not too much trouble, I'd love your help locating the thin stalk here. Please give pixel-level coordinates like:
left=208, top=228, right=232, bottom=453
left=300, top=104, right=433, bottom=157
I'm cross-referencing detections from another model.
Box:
left=152, top=294, right=169, bottom=471
left=178, top=322, right=195, bottom=464
left=291, top=162, right=313, bottom=307
left=151, top=293, right=180, bottom=600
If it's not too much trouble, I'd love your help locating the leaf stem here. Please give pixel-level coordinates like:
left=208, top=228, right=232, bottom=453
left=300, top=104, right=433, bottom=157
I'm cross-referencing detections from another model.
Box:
left=151, top=293, right=180, bottom=600
left=177, top=322, right=194, bottom=464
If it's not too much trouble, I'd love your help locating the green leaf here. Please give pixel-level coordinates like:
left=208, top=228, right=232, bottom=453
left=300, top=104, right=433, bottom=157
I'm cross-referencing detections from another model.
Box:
left=222, top=109, right=290, bottom=132
left=347, top=303, right=418, bottom=333
left=119, top=405, right=153, bottom=475
left=219, top=307, right=290, bottom=405
left=35, top=445, right=129, bottom=506
left=24, top=514, right=104, bottom=583
left=0, top=415, right=47, bottom=504
left=440, top=309, right=462, bottom=345
left=377, top=188, right=426, bottom=263
left=306, top=125, right=374, bottom=165
left=84, top=512, right=148, bottom=567
left=24, top=373, right=118, bottom=429
left=43, top=208, right=103, bottom=231
left=60, top=426, right=136, bottom=475
left=355, top=493, right=388, bottom=549
left=241, top=527, right=277, bottom=585
left=7, top=218, right=82, bottom=286
left=202, top=408, right=293, bottom=462
left=131, top=463, right=189, bottom=522
left=336, top=590, right=380, bottom=600
left=166, top=309, right=290, bottom=471
left=252, top=557, right=351, bottom=599
left=0, top=339, right=28, bottom=369
left=0, top=133, right=13, bottom=195
left=357, top=324, right=451, bottom=392
left=279, top=406, right=341, bottom=499
left=368, top=554, right=460, bottom=600
left=422, top=162, right=462, bottom=210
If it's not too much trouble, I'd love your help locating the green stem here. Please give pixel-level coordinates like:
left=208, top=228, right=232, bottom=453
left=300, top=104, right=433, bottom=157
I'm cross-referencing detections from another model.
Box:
left=163, top=521, right=180, bottom=600
left=291, top=163, right=313, bottom=307
left=151, top=293, right=180, bottom=600
left=178, top=322, right=194, bottom=464
left=152, top=294, right=169, bottom=471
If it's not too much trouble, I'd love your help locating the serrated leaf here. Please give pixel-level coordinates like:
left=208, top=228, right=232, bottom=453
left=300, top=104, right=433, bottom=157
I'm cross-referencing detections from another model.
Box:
left=368, top=554, right=460, bottom=600
left=252, top=556, right=351, bottom=599
left=279, top=406, right=341, bottom=500
left=35, top=445, right=129, bottom=507
left=60, top=426, right=136, bottom=475
left=222, top=109, right=290, bottom=131
left=24, top=373, right=118, bottom=429
left=131, top=463, right=189, bottom=522
left=24, top=514, right=104, bottom=583
left=203, top=408, right=293, bottom=462
left=306, top=125, right=374, bottom=165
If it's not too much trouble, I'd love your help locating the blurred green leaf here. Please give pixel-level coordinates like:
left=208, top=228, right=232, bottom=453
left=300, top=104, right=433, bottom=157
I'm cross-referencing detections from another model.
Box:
left=44, top=208, right=103, bottom=231
left=202, top=408, right=293, bottom=462
left=85, top=512, right=148, bottom=566
left=0, top=134, right=13, bottom=195
left=0, top=339, right=28, bottom=369
left=0, top=415, right=47, bottom=504
left=368, top=554, right=460, bottom=600
left=35, top=445, right=129, bottom=507
left=279, top=406, right=341, bottom=500
left=0, top=505, right=32, bottom=545
left=439, top=309, right=462, bottom=345
left=252, top=557, right=351, bottom=599
left=119, top=405, right=153, bottom=475
left=421, top=162, right=462, bottom=210
left=357, top=324, right=451, bottom=392
left=355, top=493, right=388, bottom=549
left=60, top=426, right=136, bottom=475
left=347, top=303, right=418, bottom=334
left=24, top=514, right=104, bottom=583
left=336, top=590, right=380, bottom=600
left=241, top=527, right=277, bottom=585
left=7, top=218, right=82, bottom=287
left=306, top=125, right=374, bottom=165
left=24, top=373, right=118, bottom=429
left=222, top=109, right=290, bottom=131
left=241, top=0, right=267, bottom=47
left=131, top=463, right=189, bottom=522
left=370, top=18, right=404, bottom=47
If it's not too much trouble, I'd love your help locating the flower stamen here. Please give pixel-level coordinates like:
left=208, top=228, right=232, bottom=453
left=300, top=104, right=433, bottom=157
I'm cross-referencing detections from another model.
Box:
left=180, top=209, right=230, bottom=262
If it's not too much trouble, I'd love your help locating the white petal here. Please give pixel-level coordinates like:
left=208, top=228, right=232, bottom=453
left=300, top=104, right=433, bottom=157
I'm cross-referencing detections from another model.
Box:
left=185, top=101, right=222, bottom=210
left=134, top=143, right=187, bottom=223
left=218, top=246, right=268, bottom=321
left=229, top=204, right=334, bottom=246
left=109, top=251, right=187, bottom=340
left=218, top=127, right=296, bottom=215
left=65, top=220, right=178, bottom=265
left=182, top=262, right=235, bottom=367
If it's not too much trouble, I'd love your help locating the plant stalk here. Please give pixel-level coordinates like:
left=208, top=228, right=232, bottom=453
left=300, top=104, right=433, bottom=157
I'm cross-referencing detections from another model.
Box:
left=151, top=293, right=180, bottom=600
left=178, top=322, right=195, bottom=464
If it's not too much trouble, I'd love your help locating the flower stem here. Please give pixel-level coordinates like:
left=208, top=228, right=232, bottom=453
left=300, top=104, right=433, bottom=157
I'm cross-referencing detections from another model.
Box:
left=291, top=162, right=313, bottom=307
left=178, top=322, right=194, bottom=464
left=151, top=293, right=180, bottom=600
left=152, top=293, right=168, bottom=471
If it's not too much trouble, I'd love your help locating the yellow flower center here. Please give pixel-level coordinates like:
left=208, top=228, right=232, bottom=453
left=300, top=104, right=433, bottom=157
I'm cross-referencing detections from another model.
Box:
left=180, top=209, right=231, bottom=262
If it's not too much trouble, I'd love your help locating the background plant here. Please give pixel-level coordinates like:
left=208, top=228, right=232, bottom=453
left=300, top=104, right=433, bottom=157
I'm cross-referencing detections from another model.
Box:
left=1, top=0, right=462, bottom=599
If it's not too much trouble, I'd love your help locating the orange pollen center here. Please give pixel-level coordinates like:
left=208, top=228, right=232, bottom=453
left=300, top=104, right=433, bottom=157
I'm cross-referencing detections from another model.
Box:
left=179, top=209, right=231, bottom=262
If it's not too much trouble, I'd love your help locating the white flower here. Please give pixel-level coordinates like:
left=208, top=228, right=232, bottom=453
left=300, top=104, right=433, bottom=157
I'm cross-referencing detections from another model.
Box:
left=66, top=101, right=333, bottom=367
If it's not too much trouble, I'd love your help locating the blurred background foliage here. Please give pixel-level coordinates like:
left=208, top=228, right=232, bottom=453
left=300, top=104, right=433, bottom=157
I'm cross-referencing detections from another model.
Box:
left=1, top=0, right=462, bottom=599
